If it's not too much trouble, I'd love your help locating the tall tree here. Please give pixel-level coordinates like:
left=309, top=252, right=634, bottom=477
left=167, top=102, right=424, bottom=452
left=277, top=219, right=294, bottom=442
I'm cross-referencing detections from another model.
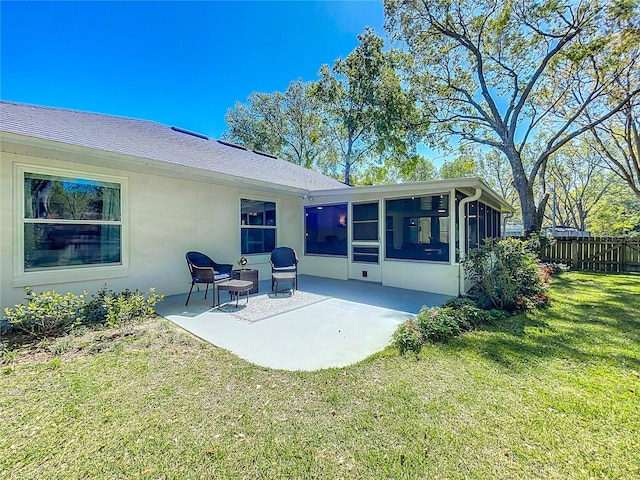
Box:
left=384, top=0, right=640, bottom=232
left=309, top=28, right=421, bottom=185
left=223, top=80, right=330, bottom=170
left=547, top=143, right=615, bottom=230
left=438, top=155, right=477, bottom=179
left=583, top=0, right=640, bottom=200
left=358, top=154, right=438, bottom=184
left=476, top=149, right=519, bottom=210
left=588, top=78, right=640, bottom=200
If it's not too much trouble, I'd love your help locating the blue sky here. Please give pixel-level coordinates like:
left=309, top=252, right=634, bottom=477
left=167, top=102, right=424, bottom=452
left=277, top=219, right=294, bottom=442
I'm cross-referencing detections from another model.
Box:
left=1, top=1, right=386, bottom=139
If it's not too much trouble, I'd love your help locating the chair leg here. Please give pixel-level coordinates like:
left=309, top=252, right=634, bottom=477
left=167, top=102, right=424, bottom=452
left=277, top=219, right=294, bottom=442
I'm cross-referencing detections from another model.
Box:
left=186, top=282, right=195, bottom=306
left=204, top=283, right=209, bottom=300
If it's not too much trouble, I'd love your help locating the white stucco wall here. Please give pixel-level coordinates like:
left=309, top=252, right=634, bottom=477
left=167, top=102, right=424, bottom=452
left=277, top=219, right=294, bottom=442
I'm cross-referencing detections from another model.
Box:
left=0, top=142, right=303, bottom=309
left=381, top=260, right=461, bottom=296
left=299, top=255, right=349, bottom=280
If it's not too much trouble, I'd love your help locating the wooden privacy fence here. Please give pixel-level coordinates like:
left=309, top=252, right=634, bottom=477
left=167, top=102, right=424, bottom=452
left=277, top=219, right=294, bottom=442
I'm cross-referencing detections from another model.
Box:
left=540, top=237, right=640, bottom=273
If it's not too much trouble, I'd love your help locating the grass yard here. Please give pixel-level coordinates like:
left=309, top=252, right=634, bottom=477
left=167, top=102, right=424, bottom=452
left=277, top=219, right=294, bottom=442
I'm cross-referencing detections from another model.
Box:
left=1, top=272, right=639, bottom=479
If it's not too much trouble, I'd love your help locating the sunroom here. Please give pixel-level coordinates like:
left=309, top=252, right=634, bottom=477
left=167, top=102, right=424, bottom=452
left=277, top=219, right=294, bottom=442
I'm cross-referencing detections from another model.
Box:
left=299, top=178, right=513, bottom=296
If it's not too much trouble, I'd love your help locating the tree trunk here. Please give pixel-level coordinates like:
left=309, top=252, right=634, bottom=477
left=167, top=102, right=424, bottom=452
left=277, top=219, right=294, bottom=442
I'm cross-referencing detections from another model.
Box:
left=343, top=159, right=351, bottom=186
left=505, top=148, right=542, bottom=233
left=343, top=138, right=354, bottom=186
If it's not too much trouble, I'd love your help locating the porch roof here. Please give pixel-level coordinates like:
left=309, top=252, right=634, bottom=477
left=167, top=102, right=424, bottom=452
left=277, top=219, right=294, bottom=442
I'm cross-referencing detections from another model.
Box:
left=309, top=177, right=515, bottom=213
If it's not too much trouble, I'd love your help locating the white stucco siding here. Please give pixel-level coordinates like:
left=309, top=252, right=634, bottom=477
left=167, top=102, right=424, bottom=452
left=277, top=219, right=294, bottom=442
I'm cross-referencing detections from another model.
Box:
left=382, top=260, right=461, bottom=296
left=299, top=255, right=349, bottom=280
left=0, top=145, right=303, bottom=309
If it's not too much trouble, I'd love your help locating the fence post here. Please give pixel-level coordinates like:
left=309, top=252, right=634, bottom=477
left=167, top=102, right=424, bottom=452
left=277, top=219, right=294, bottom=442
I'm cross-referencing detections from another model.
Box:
left=570, top=239, right=579, bottom=270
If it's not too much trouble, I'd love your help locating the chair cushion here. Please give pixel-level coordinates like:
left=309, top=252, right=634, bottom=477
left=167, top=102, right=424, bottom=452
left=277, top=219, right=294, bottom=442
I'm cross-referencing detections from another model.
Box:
left=214, top=273, right=230, bottom=281
left=273, top=266, right=296, bottom=272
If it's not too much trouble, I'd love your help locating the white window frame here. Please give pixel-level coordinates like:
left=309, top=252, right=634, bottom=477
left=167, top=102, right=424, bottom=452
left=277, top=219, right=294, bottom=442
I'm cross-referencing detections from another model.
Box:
left=239, top=197, right=277, bottom=256
left=13, top=164, right=129, bottom=286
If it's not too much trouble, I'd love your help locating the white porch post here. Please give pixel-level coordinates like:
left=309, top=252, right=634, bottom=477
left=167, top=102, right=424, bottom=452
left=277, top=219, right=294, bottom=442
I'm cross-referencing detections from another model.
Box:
left=457, top=188, right=482, bottom=296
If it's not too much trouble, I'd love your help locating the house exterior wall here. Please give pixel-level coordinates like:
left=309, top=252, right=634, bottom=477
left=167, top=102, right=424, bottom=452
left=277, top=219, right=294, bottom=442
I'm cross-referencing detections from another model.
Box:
left=382, top=261, right=460, bottom=296
left=301, top=189, right=465, bottom=296
left=0, top=141, right=303, bottom=309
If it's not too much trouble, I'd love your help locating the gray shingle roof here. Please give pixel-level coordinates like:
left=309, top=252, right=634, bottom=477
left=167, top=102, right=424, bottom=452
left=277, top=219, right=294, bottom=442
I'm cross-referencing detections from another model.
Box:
left=0, top=101, right=347, bottom=191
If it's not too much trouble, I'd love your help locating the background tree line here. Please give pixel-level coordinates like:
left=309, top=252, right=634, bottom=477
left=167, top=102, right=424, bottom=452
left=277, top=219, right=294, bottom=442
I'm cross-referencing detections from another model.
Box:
left=223, top=0, right=639, bottom=236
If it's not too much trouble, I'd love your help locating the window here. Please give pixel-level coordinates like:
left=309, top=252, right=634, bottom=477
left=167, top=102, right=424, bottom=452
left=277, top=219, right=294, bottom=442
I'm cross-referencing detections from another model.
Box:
left=23, top=171, right=122, bottom=270
left=240, top=199, right=276, bottom=254
left=305, top=204, right=347, bottom=256
left=385, top=195, right=450, bottom=262
left=352, top=202, right=379, bottom=263
left=352, top=202, right=379, bottom=241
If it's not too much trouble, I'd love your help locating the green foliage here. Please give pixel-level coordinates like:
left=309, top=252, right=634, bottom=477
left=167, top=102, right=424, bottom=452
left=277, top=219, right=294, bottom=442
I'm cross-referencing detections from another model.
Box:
left=85, top=286, right=164, bottom=328
left=356, top=154, right=437, bottom=185
left=587, top=186, right=640, bottom=236
left=443, top=297, right=502, bottom=325
left=392, top=298, right=504, bottom=353
left=3, top=288, right=85, bottom=339
left=391, top=318, right=423, bottom=354
left=309, top=28, right=422, bottom=185
left=438, top=156, right=477, bottom=179
left=384, top=0, right=638, bottom=232
left=4, top=286, right=164, bottom=341
left=222, top=80, right=329, bottom=170
left=463, top=237, right=548, bottom=311
left=415, top=306, right=463, bottom=343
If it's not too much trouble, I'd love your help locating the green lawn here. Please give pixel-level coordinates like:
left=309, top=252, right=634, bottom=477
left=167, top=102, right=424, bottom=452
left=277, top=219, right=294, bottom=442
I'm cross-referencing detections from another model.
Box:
left=1, top=272, right=639, bottom=479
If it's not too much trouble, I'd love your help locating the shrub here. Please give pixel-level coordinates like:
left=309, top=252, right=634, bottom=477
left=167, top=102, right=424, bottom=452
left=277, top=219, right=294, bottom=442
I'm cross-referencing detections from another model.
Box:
left=415, top=306, right=462, bottom=342
left=3, top=288, right=86, bottom=339
left=392, top=319, right=423, bottom=355
left=442, top=297, right=496, bottom=325
left=84, top=287, right=163, bottom=328
left=84, top=285, right=112, bottom=325
left=392, top=297, right=505, bottom=353
left=463, top=237, right=545, bottom=311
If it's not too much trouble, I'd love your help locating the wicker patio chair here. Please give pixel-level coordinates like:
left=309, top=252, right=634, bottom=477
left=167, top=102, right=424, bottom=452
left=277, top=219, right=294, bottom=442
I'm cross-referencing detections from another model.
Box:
left=185, top=251, right=233, bottom=306
left=270, top=247, right=299, bottom=293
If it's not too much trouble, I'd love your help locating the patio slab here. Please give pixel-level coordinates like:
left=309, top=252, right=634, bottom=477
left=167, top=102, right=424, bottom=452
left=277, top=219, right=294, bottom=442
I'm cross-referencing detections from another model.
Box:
left=155, top=275, right=452, bottom=371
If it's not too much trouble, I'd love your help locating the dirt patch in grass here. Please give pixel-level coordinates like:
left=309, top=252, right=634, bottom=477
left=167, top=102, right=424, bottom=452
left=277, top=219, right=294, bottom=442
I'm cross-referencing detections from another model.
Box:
left=1, top=316, right=198, bottom=368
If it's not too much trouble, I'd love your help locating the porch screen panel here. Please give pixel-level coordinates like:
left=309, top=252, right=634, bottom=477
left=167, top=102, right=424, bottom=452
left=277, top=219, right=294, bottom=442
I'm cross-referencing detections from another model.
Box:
left=384, top=195, right=450, bottom=262
left=352, top=202, right=379, bottom=241
left=305, top=204, right=348, bottom=256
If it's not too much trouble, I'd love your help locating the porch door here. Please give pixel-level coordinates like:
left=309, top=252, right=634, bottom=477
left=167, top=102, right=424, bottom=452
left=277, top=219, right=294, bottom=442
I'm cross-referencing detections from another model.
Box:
left=349, top=201, right=381, bottom=282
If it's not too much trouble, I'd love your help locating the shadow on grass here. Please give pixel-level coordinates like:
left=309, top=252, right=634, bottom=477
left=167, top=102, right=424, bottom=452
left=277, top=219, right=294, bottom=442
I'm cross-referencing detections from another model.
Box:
left=446, top=272, right=640, bottom=372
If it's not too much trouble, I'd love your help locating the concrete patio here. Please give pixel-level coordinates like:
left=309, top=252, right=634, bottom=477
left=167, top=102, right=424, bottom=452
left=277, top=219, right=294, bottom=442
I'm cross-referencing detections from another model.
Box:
left=155, top=275, right=452, bottom=371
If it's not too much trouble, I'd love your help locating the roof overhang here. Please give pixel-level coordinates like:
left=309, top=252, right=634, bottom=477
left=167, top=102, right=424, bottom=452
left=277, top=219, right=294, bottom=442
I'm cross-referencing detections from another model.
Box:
left=309, top=177, right=514, bottom=213
left=0, top=131, right=310, bottom=196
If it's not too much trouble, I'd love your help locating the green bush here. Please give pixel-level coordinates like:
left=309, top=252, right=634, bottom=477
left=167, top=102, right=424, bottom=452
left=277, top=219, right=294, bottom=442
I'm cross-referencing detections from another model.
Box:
left=463, top=237, right=545, bottom=311
left=84, top=285, right=111, bottom=325
left=3, top=288, right=86, bottom=339
left=443, top=297, right=503, bottom=326
left=392, top=319, right=423, bottom=354
left=3, top=286, right=164, bottom=341
left=85, top=286, right=163, bottom=328
left=392, top=298, right=505, bottom=353
left=415, top=307, right=462, bottom=342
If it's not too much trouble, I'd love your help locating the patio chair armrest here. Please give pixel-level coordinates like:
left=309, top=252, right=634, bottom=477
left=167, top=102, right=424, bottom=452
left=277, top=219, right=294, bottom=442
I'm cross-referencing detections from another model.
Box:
left=214, top=263, right=233, bottom=276
left=192, top=265, right=216, bottom=283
